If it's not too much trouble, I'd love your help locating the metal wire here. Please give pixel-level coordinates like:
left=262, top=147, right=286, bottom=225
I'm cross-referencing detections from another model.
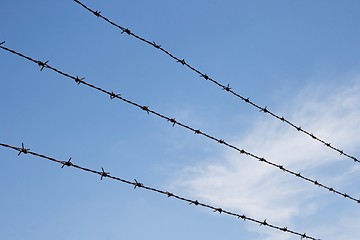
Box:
left=0, top=142, right=321, bottom=240
left=0, top=43, right=358, bottom=206
left=72, top=0, right=358, bottom=165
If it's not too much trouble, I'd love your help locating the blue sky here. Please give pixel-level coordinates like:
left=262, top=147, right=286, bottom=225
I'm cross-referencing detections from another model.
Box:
left=1, top=1, right=360, bottom=239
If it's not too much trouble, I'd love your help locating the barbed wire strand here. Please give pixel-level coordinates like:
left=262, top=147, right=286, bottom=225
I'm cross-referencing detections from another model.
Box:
left=0, top=44, right=359, bottom=206
left=72, top=0, right=358, bottom=165
left=0, top=142, right=320, bottom=240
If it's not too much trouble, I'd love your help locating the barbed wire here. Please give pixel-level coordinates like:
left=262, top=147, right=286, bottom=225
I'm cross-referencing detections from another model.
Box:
left=72, top=0, right=359, bottom=165
left=0, top=142, right=320, bottom=240
left=1, top=43, right=359, bottom=206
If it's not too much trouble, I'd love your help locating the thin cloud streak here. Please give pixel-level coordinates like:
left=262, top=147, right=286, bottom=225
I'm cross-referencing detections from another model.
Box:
left=172, top=79, right=360, bottom=239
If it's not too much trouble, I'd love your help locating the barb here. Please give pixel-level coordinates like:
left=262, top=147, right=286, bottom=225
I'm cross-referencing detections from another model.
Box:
left=0, top=142, right=320, bottom=240
left=72, top=0, right=358, bottom=164
left=61, top=158, right=72, bottom=168
left=17, top=143, right=29, bottom=156
left=1, top=44, right=359, bottom=206
left=100, top=167, right=110, bottom=180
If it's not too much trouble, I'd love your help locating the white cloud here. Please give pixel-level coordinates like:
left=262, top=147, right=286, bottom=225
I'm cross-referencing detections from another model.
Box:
left=172, top=78, right=360, bottom=239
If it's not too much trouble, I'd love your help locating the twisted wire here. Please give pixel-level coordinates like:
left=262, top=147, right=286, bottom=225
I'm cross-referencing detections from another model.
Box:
left=0, top=44, right=359, bottom=206
left=0, top=142, right=320, bottom=240
left=72, top=0, right=358, bottom=164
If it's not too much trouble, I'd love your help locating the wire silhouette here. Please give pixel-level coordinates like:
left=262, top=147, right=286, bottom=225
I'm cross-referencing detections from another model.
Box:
left=0, top=142, right=320, bottom=240
left=72, top=0, right=358, bottom=165
left=1, top=43, right=359, bottom=206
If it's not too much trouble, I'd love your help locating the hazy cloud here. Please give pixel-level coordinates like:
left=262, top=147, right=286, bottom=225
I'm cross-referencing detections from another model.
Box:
left=172, top=79, right=360, bottom=239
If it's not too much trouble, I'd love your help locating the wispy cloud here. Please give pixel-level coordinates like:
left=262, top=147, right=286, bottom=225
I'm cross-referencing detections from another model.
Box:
left=172, top=78, right=360, bottom=239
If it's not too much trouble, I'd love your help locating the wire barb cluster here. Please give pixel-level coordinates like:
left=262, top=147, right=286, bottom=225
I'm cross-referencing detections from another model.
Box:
left=17, top=143, right=29, bottom=156
left=0, top=44, right=359, bottom=206
left=0, top=142, right=321, bottom=240
left=72, top=0, right=358, bottom=164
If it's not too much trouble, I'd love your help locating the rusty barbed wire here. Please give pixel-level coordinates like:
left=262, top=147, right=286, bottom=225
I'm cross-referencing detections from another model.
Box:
left=0, top=44, right=359, bottom=206
left=72, top=0, right=358, bottom=165
left=0, top=142, right=320, bottom=240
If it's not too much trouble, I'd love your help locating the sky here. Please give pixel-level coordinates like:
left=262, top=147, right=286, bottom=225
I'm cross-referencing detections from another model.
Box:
left=1, top=0, right=360, bottom=239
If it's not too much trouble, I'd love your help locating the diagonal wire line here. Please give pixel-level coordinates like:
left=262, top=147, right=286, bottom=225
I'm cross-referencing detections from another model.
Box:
left=0, top=43, right=359, bottom=206
left=72, top=0, right=358, bottom=165
left=0, top=142, right=320, bottom=240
